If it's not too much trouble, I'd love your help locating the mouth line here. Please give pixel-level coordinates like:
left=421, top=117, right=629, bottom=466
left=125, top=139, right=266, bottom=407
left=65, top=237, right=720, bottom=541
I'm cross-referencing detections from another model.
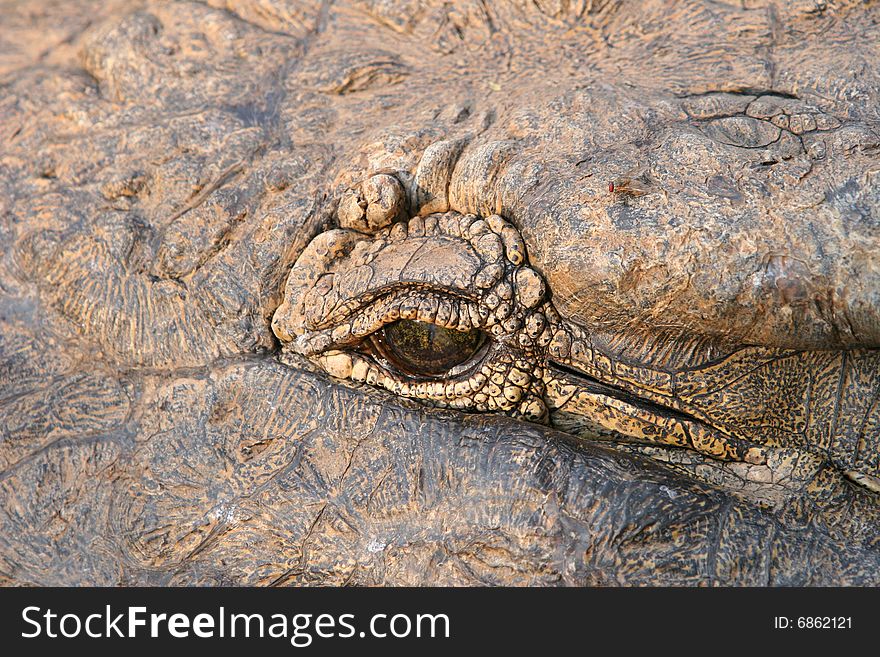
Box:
left=547, top=359, right=701, bottom=424
left=547, top=360, right=746, bottom=460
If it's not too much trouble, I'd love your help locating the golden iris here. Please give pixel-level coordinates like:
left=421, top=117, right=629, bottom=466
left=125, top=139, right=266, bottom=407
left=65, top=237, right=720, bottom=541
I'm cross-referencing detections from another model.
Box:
left=370, top=319, right=486, bottom=377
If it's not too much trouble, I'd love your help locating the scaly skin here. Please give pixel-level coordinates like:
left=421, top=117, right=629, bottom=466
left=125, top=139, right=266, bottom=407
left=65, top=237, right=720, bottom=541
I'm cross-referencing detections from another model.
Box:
left=3, top=0, right=880, bottom=586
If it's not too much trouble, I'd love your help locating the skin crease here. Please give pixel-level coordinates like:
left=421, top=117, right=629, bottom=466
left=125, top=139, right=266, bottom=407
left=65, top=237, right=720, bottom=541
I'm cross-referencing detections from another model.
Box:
left=0, top=0, right=879, bottom=585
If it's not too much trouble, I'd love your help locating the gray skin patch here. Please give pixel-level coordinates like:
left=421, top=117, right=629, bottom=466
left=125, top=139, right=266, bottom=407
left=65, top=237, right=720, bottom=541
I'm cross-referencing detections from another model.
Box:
left=605, top=204, right=655, bottom=231
left=825, top=178, right=880, bottom=231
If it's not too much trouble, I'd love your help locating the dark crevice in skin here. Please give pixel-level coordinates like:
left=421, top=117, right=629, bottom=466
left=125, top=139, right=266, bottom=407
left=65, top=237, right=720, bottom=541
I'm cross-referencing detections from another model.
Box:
left=676, top=88, right=800, bottom=100
left=0, top=430, right=130, bottom=483
left=547, top=358, right=712, bottom=429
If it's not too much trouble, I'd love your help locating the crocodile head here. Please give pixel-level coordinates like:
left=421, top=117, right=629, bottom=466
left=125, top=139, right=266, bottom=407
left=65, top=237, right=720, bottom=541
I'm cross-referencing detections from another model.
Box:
left=2, top=0, right=879, bottom=586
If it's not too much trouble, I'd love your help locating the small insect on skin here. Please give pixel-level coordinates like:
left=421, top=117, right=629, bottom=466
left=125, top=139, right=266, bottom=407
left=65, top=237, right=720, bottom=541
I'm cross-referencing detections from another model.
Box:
left=607, top=176, right=652, bottom=197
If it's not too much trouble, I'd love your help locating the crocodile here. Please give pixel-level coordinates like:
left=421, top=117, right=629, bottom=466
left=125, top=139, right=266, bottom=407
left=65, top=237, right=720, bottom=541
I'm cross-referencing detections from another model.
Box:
left=1, top=0, right=879, bottom=585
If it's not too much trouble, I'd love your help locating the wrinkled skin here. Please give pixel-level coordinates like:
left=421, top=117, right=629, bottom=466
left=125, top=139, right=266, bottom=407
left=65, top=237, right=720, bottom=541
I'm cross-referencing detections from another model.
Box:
left=1, top=0, right=879, bottom=585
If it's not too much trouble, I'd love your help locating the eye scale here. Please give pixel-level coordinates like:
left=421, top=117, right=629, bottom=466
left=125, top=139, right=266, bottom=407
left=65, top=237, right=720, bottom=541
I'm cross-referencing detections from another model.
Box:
left=370, top=319, right=487, bottom=378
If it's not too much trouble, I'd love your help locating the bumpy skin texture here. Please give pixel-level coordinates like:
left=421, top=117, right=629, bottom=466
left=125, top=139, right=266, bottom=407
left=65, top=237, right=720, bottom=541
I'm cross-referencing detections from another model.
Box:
left=1, top=0, right=880, bottom=585
left=273, top=210, right=554, bottom=421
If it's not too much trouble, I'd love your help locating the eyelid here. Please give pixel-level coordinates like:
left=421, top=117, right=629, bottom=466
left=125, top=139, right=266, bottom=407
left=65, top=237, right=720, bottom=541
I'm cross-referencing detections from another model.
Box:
left=310, top=281, right=482, bottom=331
left=445, top=341, right=492, bottom=377
left=293, top=284, right=491, bottom=357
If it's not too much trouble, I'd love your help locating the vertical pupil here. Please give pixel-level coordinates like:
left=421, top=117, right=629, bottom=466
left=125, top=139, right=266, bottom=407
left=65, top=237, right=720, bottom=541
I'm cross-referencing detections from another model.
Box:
left=376, top=319, right=485, bottom=376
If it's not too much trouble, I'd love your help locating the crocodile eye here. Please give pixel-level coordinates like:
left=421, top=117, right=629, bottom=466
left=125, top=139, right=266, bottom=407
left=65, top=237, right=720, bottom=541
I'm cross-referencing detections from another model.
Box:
left=368, top=319, right=488, bottom=378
